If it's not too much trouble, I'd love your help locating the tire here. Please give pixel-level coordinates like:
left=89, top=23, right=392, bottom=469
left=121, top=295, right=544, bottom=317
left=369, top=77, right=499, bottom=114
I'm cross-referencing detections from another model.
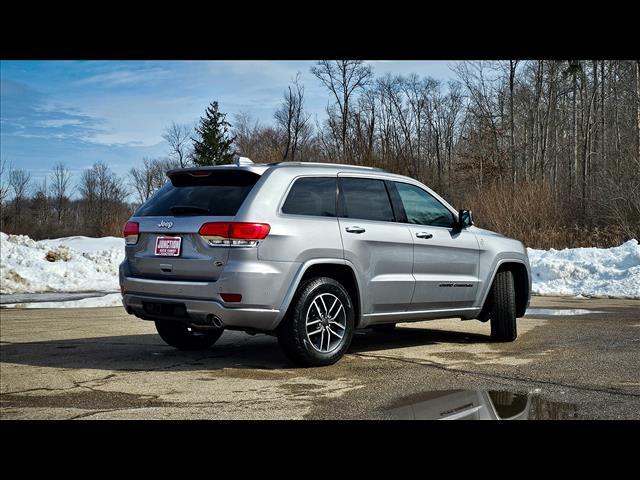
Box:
left=277, top=277, right=355, bottom=367
left=489, top=270, right=517, bottom=342
left=372, top=323, right=397, bottom=332
left=155, top=320, right=223, bottom=350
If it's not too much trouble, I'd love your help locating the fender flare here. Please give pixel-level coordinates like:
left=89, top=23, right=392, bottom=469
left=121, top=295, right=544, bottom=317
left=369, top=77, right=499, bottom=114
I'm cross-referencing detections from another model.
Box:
left=477, top=255, right=531, bottom=314
left=275, top=258, right=364, bottom=324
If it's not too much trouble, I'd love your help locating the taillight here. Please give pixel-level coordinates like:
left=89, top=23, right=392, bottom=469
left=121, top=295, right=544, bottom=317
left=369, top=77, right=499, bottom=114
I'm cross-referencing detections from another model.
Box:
left=199, top=222, right=270, bottom=247
left=123, top=221, right=139, bottom=245
left=229, top=223, right=271, bottom=241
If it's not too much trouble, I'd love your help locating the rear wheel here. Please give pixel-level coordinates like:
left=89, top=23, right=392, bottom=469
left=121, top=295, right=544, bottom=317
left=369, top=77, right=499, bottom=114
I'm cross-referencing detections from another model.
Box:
left=277, top=277, right=355, bottom=367
left=155, top=320, right=223, bottom=350
left=489, top=270, right=517, bottom=342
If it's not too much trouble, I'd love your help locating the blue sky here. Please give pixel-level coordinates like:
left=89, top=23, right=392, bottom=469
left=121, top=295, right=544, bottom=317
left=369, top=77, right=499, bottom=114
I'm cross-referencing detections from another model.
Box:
left=1, top=60, right=458, bottom=187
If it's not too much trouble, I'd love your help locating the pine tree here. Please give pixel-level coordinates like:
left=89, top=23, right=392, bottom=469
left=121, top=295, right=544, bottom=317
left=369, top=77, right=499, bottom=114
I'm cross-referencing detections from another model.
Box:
left=191, top=101, right=236, bottom=165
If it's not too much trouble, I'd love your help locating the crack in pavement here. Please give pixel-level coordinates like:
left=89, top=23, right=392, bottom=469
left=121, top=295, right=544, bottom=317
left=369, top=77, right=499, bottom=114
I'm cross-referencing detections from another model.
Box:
left=64, top=398, right=282, bottom=420
left=2, top=371, right=121, bottom=396
left=350, top=352, right=640, bottom=399
left=69, top=408, right=124, bottom=420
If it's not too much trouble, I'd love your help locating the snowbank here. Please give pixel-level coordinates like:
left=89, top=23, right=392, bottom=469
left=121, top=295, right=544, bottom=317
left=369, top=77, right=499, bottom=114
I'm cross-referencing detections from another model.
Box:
left=0, top=232, right=124, bottom=294
left=527, top=240, right=640, bottom=299
left=1, top=232, right=639, bottom=306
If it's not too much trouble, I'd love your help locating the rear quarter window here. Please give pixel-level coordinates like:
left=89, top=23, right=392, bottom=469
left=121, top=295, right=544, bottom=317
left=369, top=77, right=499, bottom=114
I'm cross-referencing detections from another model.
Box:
left=134, top=170, right=260, bottom=217
left=281, top=177, right=337, bottom=217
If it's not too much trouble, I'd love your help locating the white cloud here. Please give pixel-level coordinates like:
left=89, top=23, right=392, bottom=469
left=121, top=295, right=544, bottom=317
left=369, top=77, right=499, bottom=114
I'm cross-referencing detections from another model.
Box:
left=74, top=67, right=169, bottom=87
left=38, top=118, right=84, bottom=128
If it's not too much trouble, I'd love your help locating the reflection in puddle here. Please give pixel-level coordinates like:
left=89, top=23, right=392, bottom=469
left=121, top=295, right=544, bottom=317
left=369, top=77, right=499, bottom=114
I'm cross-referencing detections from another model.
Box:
left=388, top=390, right=578, bottom=420
left=525, top=308, right=605, bottom=316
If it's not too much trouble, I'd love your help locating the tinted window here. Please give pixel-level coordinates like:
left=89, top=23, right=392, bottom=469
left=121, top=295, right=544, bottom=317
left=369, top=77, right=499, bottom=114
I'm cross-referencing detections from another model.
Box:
left=394, top=182, right=455, bottom=228
left=282, top=177, right=337, bottom=217
left=135, top=170, right=259, bottom=217
left=340, top=177, right=395, bottom=222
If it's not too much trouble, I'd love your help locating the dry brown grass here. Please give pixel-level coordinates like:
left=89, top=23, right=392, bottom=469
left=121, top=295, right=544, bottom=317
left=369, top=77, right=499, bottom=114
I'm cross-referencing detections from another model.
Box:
left=461, top=182, right=631, bottom=249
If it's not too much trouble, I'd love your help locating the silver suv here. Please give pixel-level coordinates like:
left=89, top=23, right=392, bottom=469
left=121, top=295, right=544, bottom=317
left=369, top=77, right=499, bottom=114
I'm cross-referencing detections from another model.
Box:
left=120, top=159, right=531, bottom=366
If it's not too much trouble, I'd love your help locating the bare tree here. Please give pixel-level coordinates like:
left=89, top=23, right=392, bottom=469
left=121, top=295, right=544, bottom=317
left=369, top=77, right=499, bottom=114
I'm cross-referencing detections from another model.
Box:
left=129, top=157, right=171, bottom=205
left=163, top=122, right=192, bottom=168
left=233, top=112, right=289, bottom=163
left=311, top=60, right=373, bottom=158
left=0, top=158, right=11, bottom=206
left=508, top=60, right=520, bottom=183
left=50, top=162, right=72, bottom=223
left=8, top=169, right=31, bottom=230
left=636, top=60, right=640, bottom=159
left=32, top=178, right=51, bottom=231
left=564, top=60, right=583, bottom=194
left=274, top=73, right=312, bottom=161
left=79, top=162, right=128, bottom=236
left=233, top=112, right=263, bottom=160
left=453, top=61, right=506, bottom=184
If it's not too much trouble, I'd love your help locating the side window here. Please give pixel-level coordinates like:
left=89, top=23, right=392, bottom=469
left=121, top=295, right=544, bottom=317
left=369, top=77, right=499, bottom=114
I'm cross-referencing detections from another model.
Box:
left=282, top=177, right=337, bottom=217
left=340, top=177, right=395, bottom=222
left=394, top=182, right=455, bottom=228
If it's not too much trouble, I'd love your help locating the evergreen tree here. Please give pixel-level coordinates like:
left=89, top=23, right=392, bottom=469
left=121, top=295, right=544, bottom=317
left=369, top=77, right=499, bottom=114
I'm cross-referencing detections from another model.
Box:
left=191, top=101, right=236, bottom=165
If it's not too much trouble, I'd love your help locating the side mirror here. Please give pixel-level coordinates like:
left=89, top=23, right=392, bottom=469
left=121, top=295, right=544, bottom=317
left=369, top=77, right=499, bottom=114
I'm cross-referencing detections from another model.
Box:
left=458, top=209, right=474, bottom=229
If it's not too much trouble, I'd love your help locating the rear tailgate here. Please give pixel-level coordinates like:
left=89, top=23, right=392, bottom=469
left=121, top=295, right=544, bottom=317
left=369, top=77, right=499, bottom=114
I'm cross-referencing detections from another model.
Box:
left=126, top=216, right=231, bottom=281
left=124, top=168, right=261, bottom=283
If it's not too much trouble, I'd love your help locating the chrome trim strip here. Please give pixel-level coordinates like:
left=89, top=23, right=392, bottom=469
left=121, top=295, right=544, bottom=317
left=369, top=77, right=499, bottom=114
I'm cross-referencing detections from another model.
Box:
left=362, top=307, right=479, bottom=319
left=124, top=276, right=209, bottom=286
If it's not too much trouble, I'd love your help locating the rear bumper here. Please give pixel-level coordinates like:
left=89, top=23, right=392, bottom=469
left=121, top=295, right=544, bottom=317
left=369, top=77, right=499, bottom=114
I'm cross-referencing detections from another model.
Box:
left=119, top=256, right=300, bottom=331
left=122, top=293, right=281, bottom=331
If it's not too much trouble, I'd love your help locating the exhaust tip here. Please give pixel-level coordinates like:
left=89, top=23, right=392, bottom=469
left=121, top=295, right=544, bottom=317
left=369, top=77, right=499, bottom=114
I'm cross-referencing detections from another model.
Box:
left=207, top=314, right=224, bottom=328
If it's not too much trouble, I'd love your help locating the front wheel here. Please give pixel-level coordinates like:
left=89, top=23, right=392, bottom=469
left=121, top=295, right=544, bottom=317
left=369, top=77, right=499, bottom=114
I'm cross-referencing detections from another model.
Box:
left=489, top=270, right=517, bottom=342
left=155, top=320, right=223, bottom=350
left=277, top=277, right=355, bottom=367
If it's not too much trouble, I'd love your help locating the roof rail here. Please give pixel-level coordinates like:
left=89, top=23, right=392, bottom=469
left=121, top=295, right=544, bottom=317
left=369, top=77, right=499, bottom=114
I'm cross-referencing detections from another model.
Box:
left=265, top=161, right=386, bottom=172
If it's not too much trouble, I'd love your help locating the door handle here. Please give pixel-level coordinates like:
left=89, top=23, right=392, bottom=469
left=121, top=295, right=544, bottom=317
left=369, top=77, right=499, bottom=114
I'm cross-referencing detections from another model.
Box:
left=345, top=226, right=366, bottom=234
left=416, top=232, right=433, bottom=239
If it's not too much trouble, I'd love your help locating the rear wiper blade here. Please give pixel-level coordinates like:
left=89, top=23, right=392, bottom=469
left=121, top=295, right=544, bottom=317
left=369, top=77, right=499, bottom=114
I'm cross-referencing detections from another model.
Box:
left=169, top=205, right=210, bottom=215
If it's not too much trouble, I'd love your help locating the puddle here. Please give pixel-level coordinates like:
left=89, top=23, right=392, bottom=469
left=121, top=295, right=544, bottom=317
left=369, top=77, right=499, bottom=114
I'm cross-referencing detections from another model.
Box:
left=388, top=389, right=578, bottom=420
left=525, top=308, right=606, bottom=316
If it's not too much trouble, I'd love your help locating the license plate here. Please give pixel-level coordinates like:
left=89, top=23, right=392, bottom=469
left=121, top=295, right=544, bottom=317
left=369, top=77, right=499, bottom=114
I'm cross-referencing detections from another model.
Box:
left=155, top=236, right=182, bottom=256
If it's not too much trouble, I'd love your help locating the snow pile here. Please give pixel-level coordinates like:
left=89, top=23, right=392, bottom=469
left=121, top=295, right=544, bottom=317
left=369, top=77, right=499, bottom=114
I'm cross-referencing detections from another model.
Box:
left=3, top=293, right=122, bottom=309
left=528, top=240, right=640, bottom=299
left=0, top=232, right=124, bottom=294
left=2, top=232, right=639, bottom=306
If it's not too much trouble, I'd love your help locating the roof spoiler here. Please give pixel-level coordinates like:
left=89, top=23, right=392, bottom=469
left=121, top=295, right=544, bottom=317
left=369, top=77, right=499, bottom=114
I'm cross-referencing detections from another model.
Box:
left=166, top=157, right=255, bottom=178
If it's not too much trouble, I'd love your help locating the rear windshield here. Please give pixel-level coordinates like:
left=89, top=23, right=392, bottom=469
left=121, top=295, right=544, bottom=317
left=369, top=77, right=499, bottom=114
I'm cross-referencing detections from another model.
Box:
left=134, top=170, right=260, bottom=217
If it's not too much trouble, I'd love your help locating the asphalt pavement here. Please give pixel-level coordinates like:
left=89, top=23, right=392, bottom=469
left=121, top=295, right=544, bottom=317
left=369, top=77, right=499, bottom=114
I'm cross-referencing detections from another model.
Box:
left=1, top=296, right=638, bottom=419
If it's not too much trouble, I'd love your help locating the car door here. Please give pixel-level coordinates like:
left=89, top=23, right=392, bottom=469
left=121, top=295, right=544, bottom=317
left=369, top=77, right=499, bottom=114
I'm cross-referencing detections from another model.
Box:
left=337, top=175, right=415, bottom=315
left=390, top=181, right=480, bottom=310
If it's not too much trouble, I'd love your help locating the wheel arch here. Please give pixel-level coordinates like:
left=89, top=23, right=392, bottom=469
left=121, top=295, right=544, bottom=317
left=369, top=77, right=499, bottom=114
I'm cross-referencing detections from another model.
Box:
left=480, top=259, right=531, bottom=318
left=277, top=260, right=363, bottom=327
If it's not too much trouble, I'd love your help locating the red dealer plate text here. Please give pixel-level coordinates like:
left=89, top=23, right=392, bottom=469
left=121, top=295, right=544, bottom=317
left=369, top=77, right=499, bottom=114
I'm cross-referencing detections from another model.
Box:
left=155, top=236, right=182, bottom=256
